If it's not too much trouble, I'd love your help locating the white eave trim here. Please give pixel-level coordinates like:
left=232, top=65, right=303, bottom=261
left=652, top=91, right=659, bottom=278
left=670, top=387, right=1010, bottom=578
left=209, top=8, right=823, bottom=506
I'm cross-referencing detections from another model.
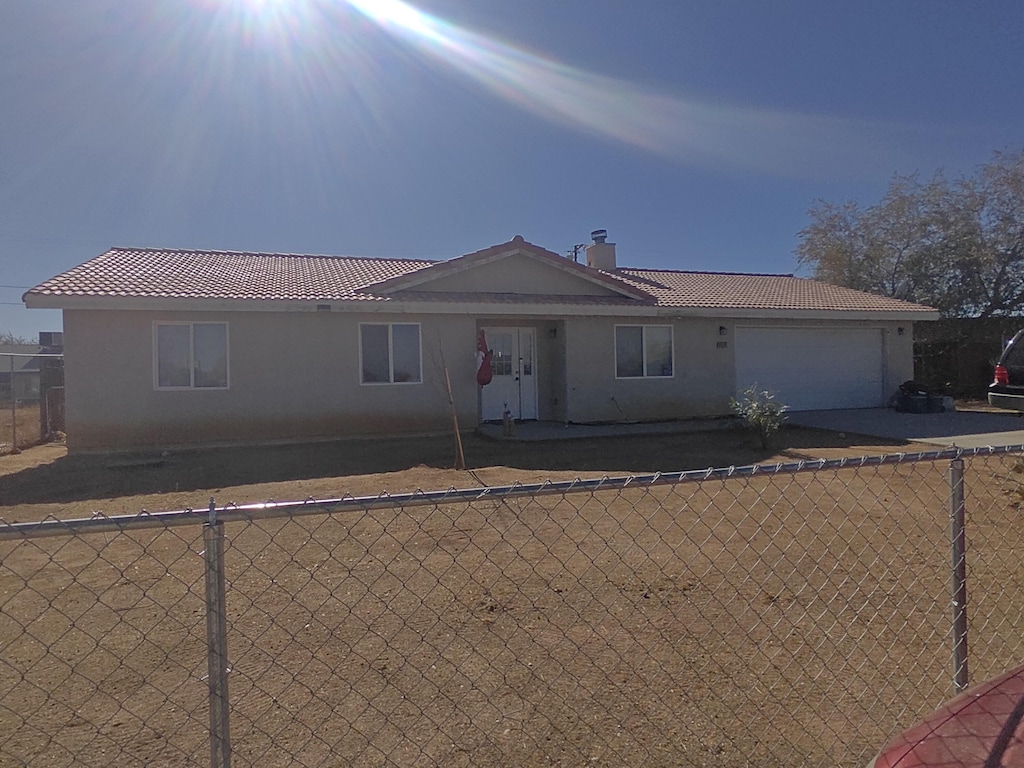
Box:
left=23, top=293, right=940, bottom=321
left=25, top=294, right=656, bottom=316
left=654, top=306, right=941, bottom=322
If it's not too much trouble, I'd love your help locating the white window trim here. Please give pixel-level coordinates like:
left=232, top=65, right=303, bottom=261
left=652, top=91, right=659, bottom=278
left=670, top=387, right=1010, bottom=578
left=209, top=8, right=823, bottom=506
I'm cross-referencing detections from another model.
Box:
left=358, top=322, right=423, bottom=385
left=153, top=321, right=230, bottom=390
left=614, top=324, right=675, bottom=379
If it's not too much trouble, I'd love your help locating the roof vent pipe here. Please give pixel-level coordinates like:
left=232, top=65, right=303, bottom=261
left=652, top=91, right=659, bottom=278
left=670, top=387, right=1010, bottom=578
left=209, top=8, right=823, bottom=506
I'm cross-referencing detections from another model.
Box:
left=586, top=229, right=616, bottom=270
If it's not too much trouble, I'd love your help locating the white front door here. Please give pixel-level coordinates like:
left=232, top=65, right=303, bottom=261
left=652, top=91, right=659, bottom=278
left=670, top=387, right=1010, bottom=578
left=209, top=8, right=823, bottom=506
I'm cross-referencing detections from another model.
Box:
left=480, top=327, right=538, bottom=421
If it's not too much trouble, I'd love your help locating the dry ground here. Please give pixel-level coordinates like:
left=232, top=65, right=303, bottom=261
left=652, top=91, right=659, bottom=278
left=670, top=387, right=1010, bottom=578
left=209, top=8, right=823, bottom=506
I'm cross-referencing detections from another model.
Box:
left=0, top=423, right=906, bottom=520
left=4, top=423, right=1022, bottom=767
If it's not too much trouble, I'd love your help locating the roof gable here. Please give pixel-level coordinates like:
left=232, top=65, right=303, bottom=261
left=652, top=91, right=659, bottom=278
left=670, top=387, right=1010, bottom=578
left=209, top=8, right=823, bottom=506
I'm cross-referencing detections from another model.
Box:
left=361, top=235, right=651, bottom=301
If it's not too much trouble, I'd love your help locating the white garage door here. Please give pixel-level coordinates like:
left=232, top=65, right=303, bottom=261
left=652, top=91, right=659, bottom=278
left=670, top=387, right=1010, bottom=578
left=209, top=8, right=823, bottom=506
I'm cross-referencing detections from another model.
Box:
left=734, top=327, right=885, bottom=411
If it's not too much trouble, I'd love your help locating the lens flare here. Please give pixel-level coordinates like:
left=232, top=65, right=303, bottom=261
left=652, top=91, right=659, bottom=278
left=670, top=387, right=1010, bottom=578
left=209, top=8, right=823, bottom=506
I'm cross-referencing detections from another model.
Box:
left=343, top=0, right=920, bottom=177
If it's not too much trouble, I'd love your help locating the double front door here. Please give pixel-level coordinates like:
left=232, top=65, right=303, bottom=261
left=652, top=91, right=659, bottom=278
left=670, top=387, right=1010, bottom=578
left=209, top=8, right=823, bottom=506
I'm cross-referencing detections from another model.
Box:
left=480, top=327, right=537, bottom=421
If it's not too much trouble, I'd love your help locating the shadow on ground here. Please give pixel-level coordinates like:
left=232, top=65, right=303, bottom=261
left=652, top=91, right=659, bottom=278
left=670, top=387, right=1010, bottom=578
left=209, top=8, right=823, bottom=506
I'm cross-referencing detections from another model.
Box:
left=0, top=426, right=908, bottom=507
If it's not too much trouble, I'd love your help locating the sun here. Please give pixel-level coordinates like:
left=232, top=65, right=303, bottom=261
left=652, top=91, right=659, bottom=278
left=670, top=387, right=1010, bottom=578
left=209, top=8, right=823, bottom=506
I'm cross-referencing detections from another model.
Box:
left=202, top=0, right=309, bottom=40
left=240, top=0, right=296, bottom=19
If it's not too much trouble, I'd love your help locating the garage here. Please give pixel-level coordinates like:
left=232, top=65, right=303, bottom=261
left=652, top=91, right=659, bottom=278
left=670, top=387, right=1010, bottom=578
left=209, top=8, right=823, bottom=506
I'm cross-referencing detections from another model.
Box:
left=734, top=327, right=886, bottom=411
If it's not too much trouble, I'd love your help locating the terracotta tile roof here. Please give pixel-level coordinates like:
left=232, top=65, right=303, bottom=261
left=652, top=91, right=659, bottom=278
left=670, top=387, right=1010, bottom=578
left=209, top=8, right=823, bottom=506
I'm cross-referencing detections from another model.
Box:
left=615, top=268, right=937, bottom=313
left=24, top=244, right=938, bottom=315
left=26, top=247, right=434, bottom=302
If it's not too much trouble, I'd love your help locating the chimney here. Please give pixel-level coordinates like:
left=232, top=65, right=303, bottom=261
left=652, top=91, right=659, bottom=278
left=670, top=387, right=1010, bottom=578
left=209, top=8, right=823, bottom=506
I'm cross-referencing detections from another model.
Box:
left=585, top=229, right=616, bottom=270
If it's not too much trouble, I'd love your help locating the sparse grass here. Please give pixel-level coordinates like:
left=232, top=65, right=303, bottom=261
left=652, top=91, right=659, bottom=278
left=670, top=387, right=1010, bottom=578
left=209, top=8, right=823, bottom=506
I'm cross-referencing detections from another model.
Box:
left=0, top=401, right=41, bottom=454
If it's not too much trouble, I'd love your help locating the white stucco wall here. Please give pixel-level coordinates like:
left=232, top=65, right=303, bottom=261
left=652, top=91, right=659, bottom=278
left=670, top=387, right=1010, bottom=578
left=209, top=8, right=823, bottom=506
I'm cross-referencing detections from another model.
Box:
left=563, top=316, right=733, bottom=423
left=62, top=309, right=482, bottom=451
left=562, top=316, right=917, bottom=423
left=61, top=308, right=921, bottom=451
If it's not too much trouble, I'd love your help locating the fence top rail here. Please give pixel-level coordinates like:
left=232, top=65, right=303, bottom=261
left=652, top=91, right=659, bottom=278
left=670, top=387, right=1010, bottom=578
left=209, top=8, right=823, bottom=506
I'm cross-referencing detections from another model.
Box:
left=0, top=352, right=64, bottom=358
left=3, top=443, right=1023, bottom=540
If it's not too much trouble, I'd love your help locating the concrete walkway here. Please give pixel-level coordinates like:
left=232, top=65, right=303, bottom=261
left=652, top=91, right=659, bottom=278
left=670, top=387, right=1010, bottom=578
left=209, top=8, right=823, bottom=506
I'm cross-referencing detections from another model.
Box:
left=787, top=407, right=1024, bottom=449
left=476, top=417, right=736, bottom=442
left=477, top=408, right=1024, bottom=449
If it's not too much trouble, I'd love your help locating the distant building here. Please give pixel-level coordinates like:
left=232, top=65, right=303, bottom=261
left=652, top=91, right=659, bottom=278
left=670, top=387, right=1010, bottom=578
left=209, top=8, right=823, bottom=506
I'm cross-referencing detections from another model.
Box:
left=0, top=344, right=42, bottom=402
left=0, top=333, right=62, bottom=403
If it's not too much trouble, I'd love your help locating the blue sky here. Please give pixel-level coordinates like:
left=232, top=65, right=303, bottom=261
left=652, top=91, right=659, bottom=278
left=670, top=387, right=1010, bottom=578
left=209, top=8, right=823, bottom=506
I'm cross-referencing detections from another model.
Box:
left=2, top=0, right=1022, bottom=340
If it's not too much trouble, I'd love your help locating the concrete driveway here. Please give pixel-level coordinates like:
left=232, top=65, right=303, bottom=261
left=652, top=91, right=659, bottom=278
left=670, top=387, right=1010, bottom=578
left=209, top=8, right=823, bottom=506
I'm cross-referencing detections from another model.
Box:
left=788, top=408, right=1024, bottom=449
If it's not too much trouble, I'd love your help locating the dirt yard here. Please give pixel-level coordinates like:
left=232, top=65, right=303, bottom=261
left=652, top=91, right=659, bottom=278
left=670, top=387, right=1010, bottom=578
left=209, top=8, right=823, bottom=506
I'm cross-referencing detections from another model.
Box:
left=0, top=423, right=905, bottom=519
left=6, top=424, right=1020, bottom=768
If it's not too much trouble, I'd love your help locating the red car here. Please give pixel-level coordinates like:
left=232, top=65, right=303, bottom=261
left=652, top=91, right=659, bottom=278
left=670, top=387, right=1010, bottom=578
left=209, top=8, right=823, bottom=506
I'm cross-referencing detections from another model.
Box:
left=867, top=663, right=1024, bottom=767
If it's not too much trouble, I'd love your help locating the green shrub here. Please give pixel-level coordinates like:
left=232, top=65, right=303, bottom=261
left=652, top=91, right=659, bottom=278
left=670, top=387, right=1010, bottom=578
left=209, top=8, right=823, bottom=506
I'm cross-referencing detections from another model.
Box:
left=731, top=386, right=789, bottom=448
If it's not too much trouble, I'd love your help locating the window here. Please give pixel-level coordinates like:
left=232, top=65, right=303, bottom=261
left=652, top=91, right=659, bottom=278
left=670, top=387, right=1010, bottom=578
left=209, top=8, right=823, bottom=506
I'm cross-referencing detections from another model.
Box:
left=615, top=325, right=673, bottom=378
left=155, top=322, right=229, bottom=389
left=490, top=333, right=513, bottom=377
left=360, top=323, right=422, bottom=384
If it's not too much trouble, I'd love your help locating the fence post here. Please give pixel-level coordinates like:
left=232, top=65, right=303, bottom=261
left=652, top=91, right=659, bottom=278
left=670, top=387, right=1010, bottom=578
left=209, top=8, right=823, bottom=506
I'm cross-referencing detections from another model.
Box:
left=949, top=457, right=969, bottom=694
left=8, top=355, right=17, bottom=453
left=204, top=499, right=232, bottom=768
left=39, top=356, right=64, bottom=437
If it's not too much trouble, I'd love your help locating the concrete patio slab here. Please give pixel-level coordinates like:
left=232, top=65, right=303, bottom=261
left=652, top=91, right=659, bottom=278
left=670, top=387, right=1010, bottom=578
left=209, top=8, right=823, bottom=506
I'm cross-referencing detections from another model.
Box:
left=787, top=408, right=1024, bottom=449
left=476, top=418, right=736, bottom=442
left=477, top=408, right=1024, bottom=450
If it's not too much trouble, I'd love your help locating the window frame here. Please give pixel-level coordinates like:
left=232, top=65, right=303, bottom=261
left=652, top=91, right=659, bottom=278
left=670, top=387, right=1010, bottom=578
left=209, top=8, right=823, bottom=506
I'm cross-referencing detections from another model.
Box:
left=358, top=322, right=423, bottom=385
left=153, top=321, right=230, bottom=390
left=614, top=324, right=674, bottom=379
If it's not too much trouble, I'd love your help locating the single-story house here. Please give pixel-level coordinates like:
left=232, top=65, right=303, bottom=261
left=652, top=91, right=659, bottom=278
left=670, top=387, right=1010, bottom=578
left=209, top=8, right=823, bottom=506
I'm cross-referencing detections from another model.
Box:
left=23, top=233, right=938, bottom=452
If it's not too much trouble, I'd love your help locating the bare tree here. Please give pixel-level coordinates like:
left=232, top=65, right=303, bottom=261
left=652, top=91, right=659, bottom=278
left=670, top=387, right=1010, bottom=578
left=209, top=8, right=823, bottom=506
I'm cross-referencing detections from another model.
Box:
left=797, top=149, right=1024, bottom=317
left=0, top=332, right=34, bottom=345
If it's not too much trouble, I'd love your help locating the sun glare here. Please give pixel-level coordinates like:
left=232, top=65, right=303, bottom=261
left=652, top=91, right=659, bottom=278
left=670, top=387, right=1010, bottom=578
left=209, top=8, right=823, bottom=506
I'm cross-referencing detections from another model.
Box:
left=236, top=0, right=295, bottom=17
left=205, top=0, right=308, bottom=40
left=183, top=0, right=907, bottom=178
left=340, top=0, right=908, bottom=176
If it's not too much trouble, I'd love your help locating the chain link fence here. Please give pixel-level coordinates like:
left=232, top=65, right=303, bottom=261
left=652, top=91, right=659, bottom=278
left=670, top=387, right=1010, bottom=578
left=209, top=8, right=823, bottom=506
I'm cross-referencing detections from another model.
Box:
left=3, top=446, right=1024, bottom=767
left=0, top=351, right=64, bottom=453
